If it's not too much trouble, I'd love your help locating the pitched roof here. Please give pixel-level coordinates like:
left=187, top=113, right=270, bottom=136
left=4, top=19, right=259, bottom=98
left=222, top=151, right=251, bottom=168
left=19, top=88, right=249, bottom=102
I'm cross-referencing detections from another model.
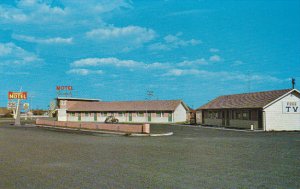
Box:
left=57, top=97, right=100, bottom=102
left=67, top=100, right=186, bottom=112
left=197, top=89, right=292, bottom=110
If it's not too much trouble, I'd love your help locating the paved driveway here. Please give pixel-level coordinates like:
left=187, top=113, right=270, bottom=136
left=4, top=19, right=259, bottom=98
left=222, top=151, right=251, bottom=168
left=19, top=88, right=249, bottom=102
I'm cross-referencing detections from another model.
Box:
left=0, top=123, right=299, bottom=189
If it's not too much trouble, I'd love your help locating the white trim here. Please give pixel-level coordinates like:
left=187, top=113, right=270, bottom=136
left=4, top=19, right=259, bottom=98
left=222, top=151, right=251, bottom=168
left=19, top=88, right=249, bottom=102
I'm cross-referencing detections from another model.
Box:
left=263, top=89, right=300, bottom=109
left=57, top=97, right=100, bottom=101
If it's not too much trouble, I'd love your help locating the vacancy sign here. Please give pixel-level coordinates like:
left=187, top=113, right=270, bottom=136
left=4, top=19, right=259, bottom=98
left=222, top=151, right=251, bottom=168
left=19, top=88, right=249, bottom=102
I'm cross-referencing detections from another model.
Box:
left=282, top=101, right=300, bottom=113
left=8, top=92, right=28, bottom=100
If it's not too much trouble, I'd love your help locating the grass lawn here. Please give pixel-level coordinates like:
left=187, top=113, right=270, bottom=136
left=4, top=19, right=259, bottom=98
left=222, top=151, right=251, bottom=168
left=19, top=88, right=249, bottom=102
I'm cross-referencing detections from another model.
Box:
left=0, top=123, right=299, bottom=189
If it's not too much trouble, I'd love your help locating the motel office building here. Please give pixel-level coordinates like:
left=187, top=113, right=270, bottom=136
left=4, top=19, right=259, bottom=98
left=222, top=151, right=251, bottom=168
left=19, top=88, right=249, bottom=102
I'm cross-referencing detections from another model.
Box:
left=56, top=98, right=189, bottom=123
left=196, top=89, right=300, bottom=131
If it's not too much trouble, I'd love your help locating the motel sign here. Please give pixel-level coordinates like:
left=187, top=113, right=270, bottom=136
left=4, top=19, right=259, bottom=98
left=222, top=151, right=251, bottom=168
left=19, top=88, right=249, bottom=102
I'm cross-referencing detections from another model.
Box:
left=8, top=92, right=28, bottom=100
left=282, top=101, right=300, bottom=113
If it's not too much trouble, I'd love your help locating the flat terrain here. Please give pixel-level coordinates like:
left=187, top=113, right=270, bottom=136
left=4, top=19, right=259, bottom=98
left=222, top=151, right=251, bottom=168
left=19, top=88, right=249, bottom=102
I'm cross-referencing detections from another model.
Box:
left=0, top=121, right=299, bottom=189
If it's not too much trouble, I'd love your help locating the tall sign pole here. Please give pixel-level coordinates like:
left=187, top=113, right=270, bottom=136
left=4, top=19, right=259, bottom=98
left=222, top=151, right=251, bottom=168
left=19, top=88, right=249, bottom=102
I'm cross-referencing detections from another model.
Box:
left=15, top=87, right=22, bottom=126
left=8, top=88, right=27, bottom=126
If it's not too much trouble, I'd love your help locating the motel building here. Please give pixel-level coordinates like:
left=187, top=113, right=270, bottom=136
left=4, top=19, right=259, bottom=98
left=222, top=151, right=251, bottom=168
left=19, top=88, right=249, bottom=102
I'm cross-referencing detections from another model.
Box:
left=56, top=97, right=189, bottom=123
left=196, top=89, right=300, bottom=131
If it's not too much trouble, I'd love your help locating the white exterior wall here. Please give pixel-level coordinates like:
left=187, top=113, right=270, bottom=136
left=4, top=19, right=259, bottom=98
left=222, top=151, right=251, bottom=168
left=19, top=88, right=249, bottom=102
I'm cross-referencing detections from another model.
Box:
left=60, top=101, right=188, bottom=123
left=173, top=103, right=187, bottom=123
left=264, top=91, right=300, bottom=131
left=66, top=113, right=169, bottom=123
left=57, top=109, right=67, bottom=121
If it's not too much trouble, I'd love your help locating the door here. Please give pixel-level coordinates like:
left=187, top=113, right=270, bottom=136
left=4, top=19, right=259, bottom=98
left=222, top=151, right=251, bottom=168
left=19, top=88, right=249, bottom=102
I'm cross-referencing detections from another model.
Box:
left=129, top=113, right=132, bottom=122
left=78, top=113, right=81, bottom=121
left=168, top=113, right=172, bottom=122
left=222, top=111, right=225, bottom=126
left=148, top=113, right=151, bottom=122
left=94, top=113, right=97, bottom=122
left=226, top=110, right=230, bottom=126
left=258, top=110, right=263, bottom=129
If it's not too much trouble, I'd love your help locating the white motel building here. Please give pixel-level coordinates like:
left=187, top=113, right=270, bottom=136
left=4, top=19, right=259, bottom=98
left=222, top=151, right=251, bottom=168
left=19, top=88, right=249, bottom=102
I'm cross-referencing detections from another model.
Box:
left=196, top=89, right=300, bottom=131
left=56, top=97, right=189, bottom=123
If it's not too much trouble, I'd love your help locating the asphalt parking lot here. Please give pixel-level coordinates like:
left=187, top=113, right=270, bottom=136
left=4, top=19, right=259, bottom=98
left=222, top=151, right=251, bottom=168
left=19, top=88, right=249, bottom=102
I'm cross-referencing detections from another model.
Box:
left=0, top=122, right=299, bottom=189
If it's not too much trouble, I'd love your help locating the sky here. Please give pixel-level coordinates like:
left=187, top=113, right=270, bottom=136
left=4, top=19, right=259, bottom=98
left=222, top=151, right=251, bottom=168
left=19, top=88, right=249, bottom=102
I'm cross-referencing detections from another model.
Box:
left=0, top=0, right=300, bottom=109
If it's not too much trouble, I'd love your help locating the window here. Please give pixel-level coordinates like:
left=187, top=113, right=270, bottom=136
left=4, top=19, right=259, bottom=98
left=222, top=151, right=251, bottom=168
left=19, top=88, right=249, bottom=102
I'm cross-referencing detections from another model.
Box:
left=156, top=112, right=162, bottom=117
left=236, top=112, right=241, bottom=119
left=85, top=112, right=89, bottom=116
left=103, top=112, right=107, bottom=117
left=71, top=112, right=75, bottom=116
left=118, top=112, right=123, bottom=117
left=138, top=112, right=144, bottom=117
left=214, top=112, right=218, bottom=119
left=242, top=111, right=249, bottom=120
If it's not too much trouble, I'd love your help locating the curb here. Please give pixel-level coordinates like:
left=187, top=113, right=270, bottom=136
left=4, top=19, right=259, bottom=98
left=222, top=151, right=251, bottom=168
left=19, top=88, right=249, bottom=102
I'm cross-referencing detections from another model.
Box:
left=35, top=125, right=127, bottom=135
left=171, top=124, right=265, bottom=132
left=128, top=132, right=173, bottom=137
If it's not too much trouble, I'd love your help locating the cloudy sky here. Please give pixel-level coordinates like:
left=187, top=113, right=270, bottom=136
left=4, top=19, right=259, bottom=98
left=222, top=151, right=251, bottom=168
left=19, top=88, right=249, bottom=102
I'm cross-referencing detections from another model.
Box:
left=0, top=0, right=299, bottom=109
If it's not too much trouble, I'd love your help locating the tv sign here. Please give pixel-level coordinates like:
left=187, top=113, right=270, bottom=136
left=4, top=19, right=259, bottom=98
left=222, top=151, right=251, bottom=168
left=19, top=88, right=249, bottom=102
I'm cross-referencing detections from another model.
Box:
left=282, top=101, right=300, bottom=113
left=8, top=92, right=27, bottom=100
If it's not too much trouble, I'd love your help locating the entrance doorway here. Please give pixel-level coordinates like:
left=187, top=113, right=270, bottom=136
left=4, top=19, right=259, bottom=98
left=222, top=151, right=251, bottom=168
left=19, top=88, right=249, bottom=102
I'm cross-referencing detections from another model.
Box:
left=168, top=113, right=172, bottom=122
left=129, top=113, right=132, bottom=122
left=94, top=113, right=97, bottom=122
left=78, top=113, right=81, bottom=121
left=258, top=110, right=263, bottom=129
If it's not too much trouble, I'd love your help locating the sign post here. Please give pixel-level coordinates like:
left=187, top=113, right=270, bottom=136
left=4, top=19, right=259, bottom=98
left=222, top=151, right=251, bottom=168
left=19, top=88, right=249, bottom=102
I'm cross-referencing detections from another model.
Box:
left=8, top=91, right=28, bottom=126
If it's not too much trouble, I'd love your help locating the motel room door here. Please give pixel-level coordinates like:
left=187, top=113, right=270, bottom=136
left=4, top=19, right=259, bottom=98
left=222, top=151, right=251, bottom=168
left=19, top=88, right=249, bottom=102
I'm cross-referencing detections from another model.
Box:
left=148, top=113, right=151, bottom=122
left=222, top=110, right=230, bottom=127
left=168, top=113, right=172, bottom=122
left=94, top=113, right=97, bottom=122
left=129, top=113, right=132, bottom=122
left=78, top=113, right=81, bottom=121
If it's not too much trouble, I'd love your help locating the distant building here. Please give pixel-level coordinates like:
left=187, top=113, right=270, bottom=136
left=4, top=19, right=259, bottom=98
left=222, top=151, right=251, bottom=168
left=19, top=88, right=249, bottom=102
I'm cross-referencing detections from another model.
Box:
left=56, top=97, right=189, bottom=123
left=196, top=89, right=300, bottom=131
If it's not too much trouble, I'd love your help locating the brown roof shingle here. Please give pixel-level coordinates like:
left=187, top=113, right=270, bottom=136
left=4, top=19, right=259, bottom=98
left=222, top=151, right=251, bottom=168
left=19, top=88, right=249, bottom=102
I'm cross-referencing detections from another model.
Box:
left=197, top=89, right=291, bottom=110
left=67, top=100, right=185, bottom=112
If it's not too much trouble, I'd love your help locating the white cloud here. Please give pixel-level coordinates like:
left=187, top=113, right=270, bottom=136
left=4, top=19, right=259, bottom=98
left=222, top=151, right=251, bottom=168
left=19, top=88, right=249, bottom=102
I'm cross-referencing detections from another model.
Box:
left=232, top=60, right=244, bottom=66
left=0, top=0, right=68, bottom=24
left=177, top=58, right=208, bottom=67
left=163, top=69, right=203, bottom=76
left=67, top=69, right=103, bottom=76
left=145, top=62, right=171, bottom=69
left=0, top=42, right=42, bottom=66
left=209, top=55, right=221, bottom=62
left=149, top=33, right=201, bottom=51
left=209, top=48, right=219, bottom=53
left=163, top=68, right=282, bottom=83
left=72, top=57, right=143, bottom=68
left=12, top=34, right=73, bottom=44
left=86, top=25, right=156, bottom=43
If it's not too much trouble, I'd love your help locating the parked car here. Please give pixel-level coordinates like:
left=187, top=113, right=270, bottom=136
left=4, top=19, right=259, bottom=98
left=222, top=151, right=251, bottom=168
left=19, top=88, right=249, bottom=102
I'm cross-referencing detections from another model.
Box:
left=104, top=116, right=119, bottom=123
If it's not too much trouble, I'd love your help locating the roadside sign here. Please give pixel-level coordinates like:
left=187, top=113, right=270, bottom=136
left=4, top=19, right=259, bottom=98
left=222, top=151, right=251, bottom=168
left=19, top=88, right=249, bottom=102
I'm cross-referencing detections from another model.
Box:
left=8, top=92, right=28, bottom=99
left=23, top=103, right=29, bottom=110
left=7, top=101, right=16, bottom=109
